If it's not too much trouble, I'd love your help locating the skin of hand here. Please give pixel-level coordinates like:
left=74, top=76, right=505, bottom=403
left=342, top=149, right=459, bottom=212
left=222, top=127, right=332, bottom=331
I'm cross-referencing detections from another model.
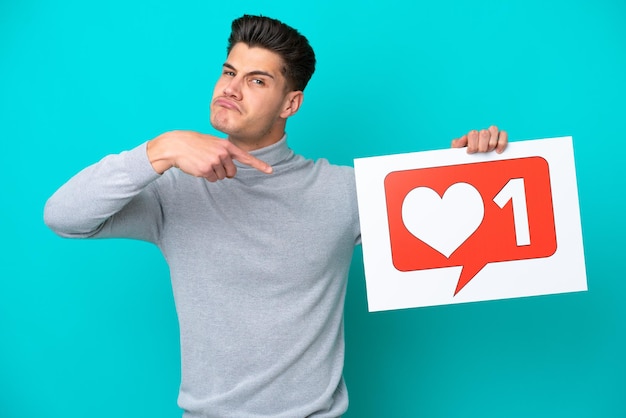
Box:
left=146, top=130, right=273, bottom=182
left=451, top=125, right=508, bottom=154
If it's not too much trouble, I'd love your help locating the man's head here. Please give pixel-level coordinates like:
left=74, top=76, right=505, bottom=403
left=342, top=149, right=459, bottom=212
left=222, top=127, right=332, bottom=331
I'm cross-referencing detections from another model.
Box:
left=226, top=15, right=316, bottom=92
left=210, top=15, right=316, bottom=150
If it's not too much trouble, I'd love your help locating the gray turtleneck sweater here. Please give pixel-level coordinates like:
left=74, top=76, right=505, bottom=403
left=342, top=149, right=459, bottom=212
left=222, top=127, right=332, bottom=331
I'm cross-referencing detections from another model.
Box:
left=44, top=136, right=361, bottom=418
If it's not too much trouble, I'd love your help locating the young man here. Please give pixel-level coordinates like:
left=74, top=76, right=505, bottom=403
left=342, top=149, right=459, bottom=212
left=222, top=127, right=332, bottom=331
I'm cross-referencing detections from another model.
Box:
left=44, top=15, right=507, bottom=418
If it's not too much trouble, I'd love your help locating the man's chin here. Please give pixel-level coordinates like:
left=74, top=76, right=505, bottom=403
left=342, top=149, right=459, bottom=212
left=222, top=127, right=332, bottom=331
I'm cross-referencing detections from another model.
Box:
left=209, top=118, right=234, bottom=136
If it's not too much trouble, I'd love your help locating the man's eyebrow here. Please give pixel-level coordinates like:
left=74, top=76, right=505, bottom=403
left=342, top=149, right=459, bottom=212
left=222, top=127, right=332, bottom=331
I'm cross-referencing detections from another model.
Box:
left=222, top=62, right=275, bottom=79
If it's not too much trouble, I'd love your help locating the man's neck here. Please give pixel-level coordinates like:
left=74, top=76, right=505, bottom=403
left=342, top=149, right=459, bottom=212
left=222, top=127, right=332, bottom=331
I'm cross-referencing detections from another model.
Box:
left=228, top=131, right=285, bottom=152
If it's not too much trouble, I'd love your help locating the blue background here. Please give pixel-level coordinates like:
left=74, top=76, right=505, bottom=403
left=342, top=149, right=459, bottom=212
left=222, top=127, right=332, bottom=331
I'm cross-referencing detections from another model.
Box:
left=2, top=0, right=625, bottom=417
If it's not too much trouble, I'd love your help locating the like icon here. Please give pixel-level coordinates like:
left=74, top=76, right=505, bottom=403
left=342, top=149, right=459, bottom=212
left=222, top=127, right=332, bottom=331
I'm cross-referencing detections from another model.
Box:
left=384, top=157, right=557, bottom=295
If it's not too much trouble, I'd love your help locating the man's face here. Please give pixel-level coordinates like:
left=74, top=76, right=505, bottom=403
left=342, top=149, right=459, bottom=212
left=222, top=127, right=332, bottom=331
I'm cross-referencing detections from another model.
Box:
left=210, top=42, right=299, bottom=149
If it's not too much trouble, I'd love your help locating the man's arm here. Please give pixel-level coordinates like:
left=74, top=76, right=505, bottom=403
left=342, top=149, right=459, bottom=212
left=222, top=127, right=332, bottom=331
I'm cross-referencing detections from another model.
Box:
left=43, top=142, right=164, bottom=240
left=43, top=131, right=272, bottom=240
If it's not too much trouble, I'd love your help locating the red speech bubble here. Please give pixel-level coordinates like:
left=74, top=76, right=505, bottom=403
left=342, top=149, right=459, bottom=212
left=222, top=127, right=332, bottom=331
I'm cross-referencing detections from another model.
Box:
left=384, top=157, right=557, bottom=295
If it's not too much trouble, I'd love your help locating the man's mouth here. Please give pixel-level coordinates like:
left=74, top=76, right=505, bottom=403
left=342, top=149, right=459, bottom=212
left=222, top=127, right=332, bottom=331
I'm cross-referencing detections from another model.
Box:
left=213, top=98, right=241, bottom=113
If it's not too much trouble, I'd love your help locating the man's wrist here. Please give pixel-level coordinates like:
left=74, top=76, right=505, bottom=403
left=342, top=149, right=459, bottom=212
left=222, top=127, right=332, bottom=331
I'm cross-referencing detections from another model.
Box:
left=146, top=133, right=175, bottom=175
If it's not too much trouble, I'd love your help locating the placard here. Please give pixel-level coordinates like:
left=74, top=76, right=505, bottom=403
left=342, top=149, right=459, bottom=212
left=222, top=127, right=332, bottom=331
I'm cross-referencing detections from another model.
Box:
left=354, top=137, right=587, bottom=311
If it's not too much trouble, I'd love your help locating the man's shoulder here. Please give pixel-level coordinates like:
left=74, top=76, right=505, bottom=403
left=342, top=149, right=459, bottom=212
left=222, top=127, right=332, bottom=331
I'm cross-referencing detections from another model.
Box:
left=307, top=156, right=354, bottom=174
left=303, top=157, right=355, bottom=185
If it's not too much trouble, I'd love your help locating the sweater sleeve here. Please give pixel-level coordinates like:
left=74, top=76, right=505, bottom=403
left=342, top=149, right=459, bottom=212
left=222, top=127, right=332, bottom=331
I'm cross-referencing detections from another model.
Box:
left=43, top=142, right=164, bottom=243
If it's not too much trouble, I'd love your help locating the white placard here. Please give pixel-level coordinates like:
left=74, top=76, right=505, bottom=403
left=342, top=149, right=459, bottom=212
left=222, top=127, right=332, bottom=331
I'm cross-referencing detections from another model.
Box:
left=354, top=137, right=587, bottom=312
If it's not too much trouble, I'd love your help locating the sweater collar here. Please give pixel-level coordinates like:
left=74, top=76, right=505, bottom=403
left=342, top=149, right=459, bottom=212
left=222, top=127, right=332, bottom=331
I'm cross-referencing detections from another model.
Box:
left=234, top=134, right=294, bottom=169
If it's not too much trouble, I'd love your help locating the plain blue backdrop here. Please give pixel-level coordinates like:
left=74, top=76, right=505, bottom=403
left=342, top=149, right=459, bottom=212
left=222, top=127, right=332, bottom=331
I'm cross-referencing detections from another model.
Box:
left=1, top=0, right=625, bottom=417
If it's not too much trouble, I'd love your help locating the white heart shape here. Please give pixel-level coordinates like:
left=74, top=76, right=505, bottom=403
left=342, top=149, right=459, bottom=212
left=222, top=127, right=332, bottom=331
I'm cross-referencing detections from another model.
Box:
left=401, top=182, right=484, bottom=258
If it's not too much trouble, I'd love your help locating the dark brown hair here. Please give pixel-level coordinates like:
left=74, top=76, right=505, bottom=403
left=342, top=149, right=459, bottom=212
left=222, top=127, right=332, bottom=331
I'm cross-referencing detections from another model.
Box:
left=227, top=15, right=316, bottom=91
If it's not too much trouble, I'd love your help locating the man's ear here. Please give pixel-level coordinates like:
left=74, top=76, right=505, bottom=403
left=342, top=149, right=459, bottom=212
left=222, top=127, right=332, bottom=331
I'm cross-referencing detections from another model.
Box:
left=280, top=91, right=304, bottom=119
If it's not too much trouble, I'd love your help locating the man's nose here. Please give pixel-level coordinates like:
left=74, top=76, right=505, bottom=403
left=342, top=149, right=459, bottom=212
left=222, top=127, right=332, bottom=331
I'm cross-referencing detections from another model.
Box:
left=223, top=76, right=243, bottom=99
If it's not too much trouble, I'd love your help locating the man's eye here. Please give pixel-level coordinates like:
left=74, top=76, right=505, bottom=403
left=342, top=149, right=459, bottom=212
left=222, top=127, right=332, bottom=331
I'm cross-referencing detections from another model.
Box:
left=251, top=79, right=265, bottom=86
left=223, top=71, right=235, bottom=77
